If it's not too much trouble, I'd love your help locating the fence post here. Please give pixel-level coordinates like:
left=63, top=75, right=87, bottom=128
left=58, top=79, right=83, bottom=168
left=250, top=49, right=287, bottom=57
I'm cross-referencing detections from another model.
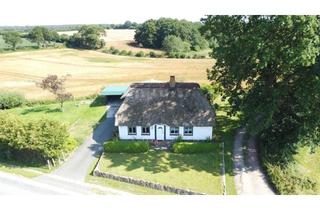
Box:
left=47, top=159, right=51, bottom=170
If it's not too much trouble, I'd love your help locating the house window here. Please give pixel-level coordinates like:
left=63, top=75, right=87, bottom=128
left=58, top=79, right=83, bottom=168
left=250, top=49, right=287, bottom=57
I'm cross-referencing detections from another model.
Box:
left=128, top=126, right=136, bottom=135
left=141, top=127, right=150, bottom=135
left=170, top=127, right=179, bottom=135
left=184, top=126, right=193, bottom=136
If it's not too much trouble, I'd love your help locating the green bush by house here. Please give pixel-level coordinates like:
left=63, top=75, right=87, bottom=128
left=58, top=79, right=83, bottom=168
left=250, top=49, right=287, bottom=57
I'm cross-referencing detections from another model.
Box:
left=172, top=142, right=217, bottom=154
left=0, top=113, right=77, bottom=164
left=0, top=92, right=25, bottom=109
left=104, top=141, right=149, bottom=153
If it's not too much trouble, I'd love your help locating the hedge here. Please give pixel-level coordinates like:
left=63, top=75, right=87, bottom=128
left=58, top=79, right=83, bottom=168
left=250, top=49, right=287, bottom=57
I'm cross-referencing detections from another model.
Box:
left=172, top=142, right=216, bottom=154
left=0, top=113, right=77, bottom=164
left=104, top=141, right=149, bottom=153
left=0, top=92, right=25, bottom=109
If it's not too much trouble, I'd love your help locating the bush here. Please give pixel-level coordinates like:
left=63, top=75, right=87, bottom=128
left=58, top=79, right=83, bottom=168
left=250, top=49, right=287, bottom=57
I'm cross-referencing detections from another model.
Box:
left=135, top=51, right=145, bottom=57
left=120, top=50, right=127, bottom=55
left=0, top=92, right=25, bottom=109
left=127, top=50, right=133, bottom=56
left=149, top=51, right=157, bottom=58
left=174, top=53, right=180, bottom=58
left=111, top=49, right=120, bottom=55
left=179, top=53, right=186, bottom=59
left=0, top=113, right=74, bottom=164
left=104, top=141, right=149, bottom=153
left=162, top=35, right=191, bottom=54
left=167, top=52, right=175, bottom=58
left=172, top=142, right=216, bottom=154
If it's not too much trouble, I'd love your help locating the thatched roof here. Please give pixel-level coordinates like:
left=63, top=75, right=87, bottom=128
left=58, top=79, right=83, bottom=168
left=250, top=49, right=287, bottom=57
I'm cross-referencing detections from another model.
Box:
left=115, top=82, right=215, bottom=127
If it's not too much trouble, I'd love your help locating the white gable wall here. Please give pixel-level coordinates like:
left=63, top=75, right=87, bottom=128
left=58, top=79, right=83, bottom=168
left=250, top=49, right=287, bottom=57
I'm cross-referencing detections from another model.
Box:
left=118, top=125, right=212, bottom=140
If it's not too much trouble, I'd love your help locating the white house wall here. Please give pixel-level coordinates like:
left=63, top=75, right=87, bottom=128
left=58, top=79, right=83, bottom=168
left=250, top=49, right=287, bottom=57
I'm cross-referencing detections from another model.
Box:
left=118, top=125, right=212, bottom=140
left=118, top=125, right=156, bottom=140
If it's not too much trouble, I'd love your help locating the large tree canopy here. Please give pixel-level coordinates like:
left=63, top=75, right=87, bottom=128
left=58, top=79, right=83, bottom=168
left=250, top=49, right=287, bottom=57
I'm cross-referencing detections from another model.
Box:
left=67, top=25, right=105, bottom=49
left=2, top=31, right=22, bottom=50
left=134, top=18, right=208, bottom=51
left=203, top=15, right=320, bottom=155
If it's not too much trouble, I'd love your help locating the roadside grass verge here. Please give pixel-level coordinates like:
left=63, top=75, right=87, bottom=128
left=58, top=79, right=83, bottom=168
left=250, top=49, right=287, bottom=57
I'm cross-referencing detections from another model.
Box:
left=0, top=160, right=51, bottom=178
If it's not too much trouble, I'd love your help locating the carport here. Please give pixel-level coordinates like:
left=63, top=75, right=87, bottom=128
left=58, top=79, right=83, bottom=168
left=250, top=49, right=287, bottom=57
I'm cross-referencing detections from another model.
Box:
left=100, top=86, right=128, bottom=102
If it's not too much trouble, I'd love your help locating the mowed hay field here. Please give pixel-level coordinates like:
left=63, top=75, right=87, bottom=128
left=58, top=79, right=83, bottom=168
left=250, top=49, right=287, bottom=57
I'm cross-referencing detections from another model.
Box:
left=0, top=48, right=214, bottom=100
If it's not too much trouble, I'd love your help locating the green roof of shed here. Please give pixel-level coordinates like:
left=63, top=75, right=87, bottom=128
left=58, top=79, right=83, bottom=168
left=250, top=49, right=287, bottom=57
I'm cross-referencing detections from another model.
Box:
left=100, top=86, right=128, bottom=96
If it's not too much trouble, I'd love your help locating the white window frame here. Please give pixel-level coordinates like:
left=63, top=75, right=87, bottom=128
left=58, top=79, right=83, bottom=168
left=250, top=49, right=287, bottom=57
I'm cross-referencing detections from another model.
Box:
left=184, top=126, right=193, bottom=136
left=141, top=126, right=150, bottom=135
left=170, top=127, right=179, bottom=136
left=128, top=126, right=136, bottom=135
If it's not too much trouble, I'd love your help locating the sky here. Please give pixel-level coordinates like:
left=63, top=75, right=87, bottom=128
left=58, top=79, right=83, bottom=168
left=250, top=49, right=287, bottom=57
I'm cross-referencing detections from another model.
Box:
left=0, top=0, right=319, bottom=26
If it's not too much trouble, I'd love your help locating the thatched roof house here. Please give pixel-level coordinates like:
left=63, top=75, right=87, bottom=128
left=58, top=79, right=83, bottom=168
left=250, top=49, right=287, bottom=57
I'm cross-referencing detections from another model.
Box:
left=115, top=76, right=215, bottom=141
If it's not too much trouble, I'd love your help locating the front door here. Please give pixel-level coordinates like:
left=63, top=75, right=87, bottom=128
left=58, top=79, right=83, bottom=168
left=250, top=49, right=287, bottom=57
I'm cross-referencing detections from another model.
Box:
left=156, top=125, right=165, bottom=140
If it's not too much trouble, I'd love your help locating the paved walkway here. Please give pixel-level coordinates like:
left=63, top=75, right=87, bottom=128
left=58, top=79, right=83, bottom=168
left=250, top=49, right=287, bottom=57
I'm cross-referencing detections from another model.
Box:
left=233, top=129, right=275, bottom=195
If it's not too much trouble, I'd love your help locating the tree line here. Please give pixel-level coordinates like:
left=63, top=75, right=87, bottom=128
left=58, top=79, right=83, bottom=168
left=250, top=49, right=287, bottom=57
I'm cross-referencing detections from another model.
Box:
left=1, top=25, right=106, bottom=50
left=0, top=21, right=139, bottom=33
left=134, top=18, right=210, bottom=54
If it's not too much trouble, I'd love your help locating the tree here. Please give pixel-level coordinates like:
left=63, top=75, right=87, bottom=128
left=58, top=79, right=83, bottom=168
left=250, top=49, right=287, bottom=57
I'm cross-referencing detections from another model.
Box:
left=2, top=31, right=22, bottom=50
left=28, top=26, right=59, bottom=47
left=134, top=19, right=158, bottom=48
left=38, top=75, right=73, bottom=110
left=28, top=26, right=46, bottom=47
left=162, top=35, right=190, bottom=53
left=67, top=25, right=105, bottom=49
left=202, top=15, right=320, bottom=156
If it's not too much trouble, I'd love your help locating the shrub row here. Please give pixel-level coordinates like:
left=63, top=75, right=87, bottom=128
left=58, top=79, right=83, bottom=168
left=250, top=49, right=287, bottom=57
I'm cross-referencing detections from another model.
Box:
left=103, top=140, right=149, bottom=153
left=0, top=113, right=77, bottom=164
left=0, top=92, right=25, bottom=109
left=103, top=46, right=164, bottom=58
left=103, top=46, right=207, bottom=59
left=172, top=142, right=216, bottom=154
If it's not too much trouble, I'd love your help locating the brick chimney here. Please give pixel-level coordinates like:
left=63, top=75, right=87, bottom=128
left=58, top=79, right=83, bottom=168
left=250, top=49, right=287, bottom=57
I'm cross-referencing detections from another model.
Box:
left=169, top=76, right=176, bottom=88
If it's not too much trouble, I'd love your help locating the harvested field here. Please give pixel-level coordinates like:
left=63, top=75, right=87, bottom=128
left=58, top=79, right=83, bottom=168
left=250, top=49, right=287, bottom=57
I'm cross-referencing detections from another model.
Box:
left=0, top=48, right=213, bottom=99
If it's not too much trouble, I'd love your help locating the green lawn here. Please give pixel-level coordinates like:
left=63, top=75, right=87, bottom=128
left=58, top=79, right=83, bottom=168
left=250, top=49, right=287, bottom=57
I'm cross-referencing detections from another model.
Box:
left=0, top=97, right=106, bottom=177
left=97, top=149, right=223, bottom=195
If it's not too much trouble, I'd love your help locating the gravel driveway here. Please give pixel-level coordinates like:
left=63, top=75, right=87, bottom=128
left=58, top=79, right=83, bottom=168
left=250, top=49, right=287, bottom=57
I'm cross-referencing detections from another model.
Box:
left=233, top=129, right=275, bottom=195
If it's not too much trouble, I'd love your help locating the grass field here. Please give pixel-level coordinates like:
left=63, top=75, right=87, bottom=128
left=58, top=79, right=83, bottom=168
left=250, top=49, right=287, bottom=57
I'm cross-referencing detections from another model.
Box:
left=97, top=150, right=223, bottom=194
left=0, top=48, right=213, bottom=100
